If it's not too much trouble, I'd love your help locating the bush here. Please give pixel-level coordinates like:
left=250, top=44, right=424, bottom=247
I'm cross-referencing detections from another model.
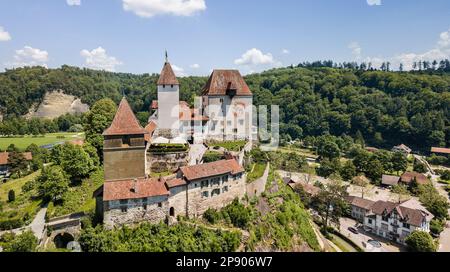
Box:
left=222, top=199, right=252, bottom=229
left=3, top=231, right=38, bottom=252
left=8, top=190, right=15, bottom=202
left=430, top=218, right=445, bottom=235
left=0, top=218, right=23, bottom=231
left=405, top=231, right=436, bottom=252
left=203, top=208, right=221, bottom=224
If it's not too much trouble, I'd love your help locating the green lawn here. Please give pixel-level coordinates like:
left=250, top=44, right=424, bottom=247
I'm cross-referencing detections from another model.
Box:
left=279, top=146, right=318, bottom=159
left=46, top=170, right=104, bottom=219
left=247, top=163, right=267, bottom=183
left=211, top=141, right=247, bottom=152
left=0, top=171, right=43, bottom=230
left=0, top=132, right=84, bottom=151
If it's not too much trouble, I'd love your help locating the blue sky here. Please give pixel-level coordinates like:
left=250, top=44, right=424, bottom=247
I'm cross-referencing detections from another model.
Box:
left=0, top=0, right=449, bottom=75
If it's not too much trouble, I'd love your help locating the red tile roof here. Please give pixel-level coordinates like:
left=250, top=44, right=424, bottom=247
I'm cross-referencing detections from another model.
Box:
left=103, top=98, right=148, bottom=136
left=431, top=147, right=450, bottom=154
left=400, top=171, right=429, bottom=185
left=0, top=152, right=33, bottom=165
left=202, top=70, right=252, bottom=96
left=103, top=177, right=169, bottom=201
left=370, top=200, right=430, bottom=227
left=180, top=159, right=244, bottom=181
left=157, top=62, right=179, bottom=85
left=346, top=196, right=375, bottom=210
left=165, top=178, right=187, bottom=189
left=144, top=121, right=157, bottom=142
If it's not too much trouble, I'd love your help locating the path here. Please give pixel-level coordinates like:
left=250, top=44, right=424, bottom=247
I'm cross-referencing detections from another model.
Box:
left=246, top=163, right=270, bottom=198
left=0, top=204, right=47, bottom=241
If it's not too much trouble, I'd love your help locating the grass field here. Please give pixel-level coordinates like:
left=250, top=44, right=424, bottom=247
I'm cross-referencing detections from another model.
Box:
left=0, top=132, right=84, bottom=151
left=247, top=163, right=267, bottom=183
left=0, top=171, right=43, bottom=230
left=46, top=170, right=104, bottom=219
left=210, top=140, right=247, bottom=152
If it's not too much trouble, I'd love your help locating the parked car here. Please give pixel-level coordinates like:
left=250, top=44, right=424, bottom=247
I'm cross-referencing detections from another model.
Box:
left=348, top=227, right=359, bottom=234
left=368, top=239, right=382, bottom=248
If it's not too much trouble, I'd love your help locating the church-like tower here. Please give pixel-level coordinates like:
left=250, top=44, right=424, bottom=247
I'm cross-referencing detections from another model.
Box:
left=103, top=97, right=148, bottom=181
left=155, top=55, right=180, bottom=139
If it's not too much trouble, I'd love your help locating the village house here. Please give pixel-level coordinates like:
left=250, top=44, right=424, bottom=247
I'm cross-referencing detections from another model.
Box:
left=392, top=144, right=412, bottom=155
left=0, top=151, right=33, bottom=177
left=347, top=196, right=433, bottom=245
left=431, top=147, right=450, bottom=156
left=381, top=174, right=400, bottom=188
left=400, top=171, right=430, bottom=186
left=346, top=196, right=375, bottom=223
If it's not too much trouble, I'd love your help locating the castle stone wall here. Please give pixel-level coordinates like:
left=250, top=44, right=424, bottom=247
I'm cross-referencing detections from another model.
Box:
left=104, top=147, right=146, bottom=181
left=103, top=195, right=169, bottom=229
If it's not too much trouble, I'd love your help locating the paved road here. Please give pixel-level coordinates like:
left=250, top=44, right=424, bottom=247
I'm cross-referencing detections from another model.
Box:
left=30, top=205, right=48, bottom=241
left=0, top=205, right=47, bottom=241
left=339, top=218, right=405, bottom=252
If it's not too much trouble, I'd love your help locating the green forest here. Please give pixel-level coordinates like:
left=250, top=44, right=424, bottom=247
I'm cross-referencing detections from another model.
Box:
left=1, top=62, right=449, bottom=151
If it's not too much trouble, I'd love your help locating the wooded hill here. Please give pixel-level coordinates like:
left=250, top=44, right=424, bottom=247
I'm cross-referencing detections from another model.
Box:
left=0, top=63, right=449, bottom=151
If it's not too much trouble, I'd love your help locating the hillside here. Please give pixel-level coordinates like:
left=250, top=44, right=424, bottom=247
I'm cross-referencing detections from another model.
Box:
left=1, top=65, right=449, bottom=150
left=25, top=90, right=89, bottom=119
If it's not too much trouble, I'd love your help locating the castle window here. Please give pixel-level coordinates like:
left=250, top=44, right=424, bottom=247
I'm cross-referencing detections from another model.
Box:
left=211, top=189, right=221, bottom=197
left=223, top=175, right=229, bottom=184
left=239, top=119, right=244, bottom=126
left=158, top=203, right=163, bottom=208
left=233, top=128, right=238, bottom=133
left=171, top=84, right=174, bottom=88
left=201, top=180, right=209, bottom=188
left=211, top=178, right=220, bottom=186
left=222, top=186, right=229, bottom=193
left=202, top=191, right=209, bottom=198
left=163, top=85, right=166, bottom=88
left=227, top=121, right=232, bottom=126
left=121, top=207, right=127, bottom=213
left=143, top=204, right=148, bottom=211
left=220, top=98, right=224, bottom=103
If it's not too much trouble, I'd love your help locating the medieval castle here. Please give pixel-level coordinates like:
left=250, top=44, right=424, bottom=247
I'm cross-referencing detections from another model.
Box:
left=94, top=57, right=255, bottom=228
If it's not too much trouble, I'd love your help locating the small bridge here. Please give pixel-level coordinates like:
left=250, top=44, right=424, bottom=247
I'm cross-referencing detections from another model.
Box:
left=43, top=212, right=86, bottom=249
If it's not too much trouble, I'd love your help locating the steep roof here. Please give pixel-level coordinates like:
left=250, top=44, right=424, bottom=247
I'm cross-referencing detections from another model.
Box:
left=180, top=159, right=244, bottom=181
left=346, top=196, right=375, bottom=210
left=370, top=200, right=431, bottom=227
left=381, top=174, right=400, bottom=186
left=103, top=177, right=169, bottom=201
left=157, top=62, right=179, bottom=85
left=0, top=152, right=33, bottom=165
left=202, top=70, right=252, bottom=96
left=103, top=98, right=148, bottom=136
left=400, top=171, right=429, bottom=185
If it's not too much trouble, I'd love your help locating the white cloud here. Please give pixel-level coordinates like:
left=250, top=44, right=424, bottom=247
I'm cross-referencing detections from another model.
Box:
left=4, top=46, right=49, bottom=68
left=172, top=64, right=186, bottom=77
left=348, top=42, right=362, bottom=60
left=367, top=0, right=381, bottom=6
left=67, top=0, right=81, bottom=6
left=190, top=63, right=200, bottom=69
left=122, top=0, right=206, bottom=18
left=281, top=49, right=290, bottom=55
left=234, top=48, right=281, bottom=67
left=0, top=26, right=11, bottom=41
left=349, top=27, right=450, bottom=71
left=394, top=27, right=450, bottom=70
left=80, top=47, right=122, bottom=72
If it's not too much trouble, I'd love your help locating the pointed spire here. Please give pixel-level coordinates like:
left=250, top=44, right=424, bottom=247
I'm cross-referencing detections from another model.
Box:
left=103, top=97, right=148, bottom=136
left=165, top=50, right=168, bottom=63
left=157, top=57, right=179, bottom=86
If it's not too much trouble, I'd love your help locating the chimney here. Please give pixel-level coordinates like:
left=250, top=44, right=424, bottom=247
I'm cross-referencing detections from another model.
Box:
left=131, top=178, right=138, bottom=193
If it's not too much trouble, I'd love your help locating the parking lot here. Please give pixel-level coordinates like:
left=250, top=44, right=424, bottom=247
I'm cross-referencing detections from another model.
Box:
left=339, top=218, right=406, bottom=252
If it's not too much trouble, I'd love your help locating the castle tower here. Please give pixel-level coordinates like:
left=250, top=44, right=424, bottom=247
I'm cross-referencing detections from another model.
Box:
left=103, top=97, right=148, bottom=181
left=156, top=54, right=180, bottom=139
